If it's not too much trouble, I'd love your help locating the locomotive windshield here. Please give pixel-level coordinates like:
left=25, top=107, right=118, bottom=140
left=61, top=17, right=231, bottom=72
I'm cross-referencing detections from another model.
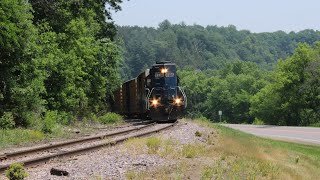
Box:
left=152, top=64, right=177, bottom=87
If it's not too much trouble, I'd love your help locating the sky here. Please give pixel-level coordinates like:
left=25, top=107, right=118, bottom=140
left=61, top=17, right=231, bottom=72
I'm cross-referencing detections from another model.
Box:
left=112, top=0, right=320, bottom=33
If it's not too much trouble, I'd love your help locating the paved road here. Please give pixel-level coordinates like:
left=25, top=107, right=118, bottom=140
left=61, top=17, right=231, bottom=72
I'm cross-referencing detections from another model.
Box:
left=223, top=124, right=320, bottom=146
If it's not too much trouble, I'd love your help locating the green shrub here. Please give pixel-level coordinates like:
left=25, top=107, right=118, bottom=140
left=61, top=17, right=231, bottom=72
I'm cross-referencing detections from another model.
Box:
left=98, top=112, right=123, bottom=124
left=42, top=111, right=58, bottom=133
left=310, top=122, right=320, bottom=127
left=252, top=118, right=265, bottom=125
left=0, top=112, right=15, bottom=129
left=146, top=137, right=161, bottom=154
left=56, top=111, right=74, bottom=125
left=199, top=116, right=210, bottom=122
left=5, top=163, right=28, bottom=180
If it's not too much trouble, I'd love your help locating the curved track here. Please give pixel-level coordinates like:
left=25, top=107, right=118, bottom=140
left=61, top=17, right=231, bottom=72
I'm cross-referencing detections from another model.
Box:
left=0, top=121, right=177, bottom=172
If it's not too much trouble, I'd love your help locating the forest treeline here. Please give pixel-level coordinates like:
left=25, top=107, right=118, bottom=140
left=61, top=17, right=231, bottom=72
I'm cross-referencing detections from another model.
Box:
left=0, top=0, right=123, bottom=130
left=117, top=20, right=320, bottom=79
left=118, top=21, right=320, bottom=126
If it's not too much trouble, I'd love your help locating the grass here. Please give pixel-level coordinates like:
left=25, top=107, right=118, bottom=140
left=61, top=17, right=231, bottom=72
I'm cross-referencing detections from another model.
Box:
left=123, top=137, right=147, bottom=156
left=146, top=137, right=161, bottom=154
left=124, top=119, right=320, bottom=179
left=0, top=125, right=73, bottom=150
left=126, top=162, right=188, bottom=180
left=0, top=111, right=127, bottom=151
left=0, top=120, right=110, bottom=150
left=0, top=129, right=45, bottom=149
left=206, top=123, right=320, bottom=179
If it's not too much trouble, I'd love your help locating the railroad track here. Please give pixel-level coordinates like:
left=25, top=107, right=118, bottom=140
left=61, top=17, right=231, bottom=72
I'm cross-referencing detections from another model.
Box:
left=0, top=121, right=178, bottom=172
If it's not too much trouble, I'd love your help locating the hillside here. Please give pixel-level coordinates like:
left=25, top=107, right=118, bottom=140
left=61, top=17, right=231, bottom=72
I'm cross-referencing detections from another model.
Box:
left=117, top=20, right=320, bottom=79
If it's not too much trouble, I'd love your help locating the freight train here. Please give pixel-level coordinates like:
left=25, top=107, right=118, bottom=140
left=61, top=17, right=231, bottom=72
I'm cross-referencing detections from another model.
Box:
left=112, top=61, right=187, bottom=122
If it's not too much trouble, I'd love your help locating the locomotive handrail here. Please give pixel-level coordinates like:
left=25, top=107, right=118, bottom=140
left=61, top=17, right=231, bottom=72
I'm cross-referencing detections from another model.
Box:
left=145, top=88, right=150, bottom=109
left=178, top=86, right=187, bottom=108
left=146, top=87, right=154, bottom=110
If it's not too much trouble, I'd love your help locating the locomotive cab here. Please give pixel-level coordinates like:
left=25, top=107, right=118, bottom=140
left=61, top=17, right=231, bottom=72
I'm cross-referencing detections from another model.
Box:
left=146, top=61, right=187, bottom=121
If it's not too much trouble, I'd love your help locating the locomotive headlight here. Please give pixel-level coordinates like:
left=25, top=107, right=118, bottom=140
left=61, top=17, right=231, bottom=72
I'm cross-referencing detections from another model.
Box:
left=161, top=68, right=168, bottom=74
left=175, top=98, right=181, bottom=104
left=152, top=99, right=158, bottom=106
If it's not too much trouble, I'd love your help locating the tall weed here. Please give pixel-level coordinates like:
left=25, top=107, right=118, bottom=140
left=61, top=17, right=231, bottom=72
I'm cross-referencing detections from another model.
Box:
left=42, top=111, right=58, bottom=133
left=98, top=112, right=123, bottom=124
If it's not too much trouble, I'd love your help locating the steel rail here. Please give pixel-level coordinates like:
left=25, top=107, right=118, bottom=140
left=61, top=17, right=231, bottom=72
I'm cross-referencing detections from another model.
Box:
left=0, top=121, right=177, bottom=172
left=0, top=122, right=156, bottom=160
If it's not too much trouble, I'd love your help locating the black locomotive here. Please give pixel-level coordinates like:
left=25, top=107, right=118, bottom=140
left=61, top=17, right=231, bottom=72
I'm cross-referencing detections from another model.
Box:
left=113, top=61, right=187, bottom=122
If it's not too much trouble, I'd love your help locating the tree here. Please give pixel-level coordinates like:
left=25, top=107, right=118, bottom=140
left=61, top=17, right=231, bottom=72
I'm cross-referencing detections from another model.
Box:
left=31, top=1, right=123, bottom=115
left=117, top=21, right=320, bottom=80
left=0, top=0, right=123, bottom=126
left=251, top=43, right=320, bottom=126
left=179, top=61, right=269, bottom=123
left=0, top=0, right=45, bottom=125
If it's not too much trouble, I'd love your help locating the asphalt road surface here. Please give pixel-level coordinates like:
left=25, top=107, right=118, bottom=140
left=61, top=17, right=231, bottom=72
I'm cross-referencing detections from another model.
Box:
left=223, top=124, right=320, bottom=146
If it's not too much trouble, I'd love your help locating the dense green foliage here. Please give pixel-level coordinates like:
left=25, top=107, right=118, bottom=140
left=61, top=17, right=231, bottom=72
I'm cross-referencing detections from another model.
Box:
left=179, top=61, right=270, bottom=124
left=117, top=20, right=320, bottom=79
left=178, top=44, right=320, bottom=126
left=0, top=0, right=123, bottom=129
left=5, top=163, right=28, bottom=180
left=0, top=112, right=15, bottom=129
left=251, top=43, right=320, bottom=126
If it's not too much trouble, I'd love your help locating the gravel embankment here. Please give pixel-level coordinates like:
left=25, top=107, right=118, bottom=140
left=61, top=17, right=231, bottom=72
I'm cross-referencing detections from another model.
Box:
left=1, top=121, right=214, bottom=180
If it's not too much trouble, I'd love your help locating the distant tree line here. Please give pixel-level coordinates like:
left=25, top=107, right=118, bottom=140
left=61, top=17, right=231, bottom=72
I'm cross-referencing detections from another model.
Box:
left=117, top=20, right=320, bottom=79
left=0, top=0, right=123, bottom=129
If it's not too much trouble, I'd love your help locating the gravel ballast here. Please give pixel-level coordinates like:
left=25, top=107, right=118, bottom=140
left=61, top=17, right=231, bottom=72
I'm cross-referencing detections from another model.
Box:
left=1, top=121, right=214, bottom=180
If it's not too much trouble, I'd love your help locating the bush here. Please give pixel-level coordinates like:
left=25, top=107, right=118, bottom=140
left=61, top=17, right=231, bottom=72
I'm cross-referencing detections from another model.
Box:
left=252, top=118, right=265, bottom=125
left=42, top=111, right=58, bottom=133
left=23, top=112, right=43, bottom=130
left=5, top=163, right=28, bottom=180
left=0, top=112, right=15, bottom=129
left=310, top=122, right=320, bottom=127
left=98, top=112, right=123, bottom=124
left=56, top=111, right=74, bottom=125
left=199, top=116, right=210, bottom=122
